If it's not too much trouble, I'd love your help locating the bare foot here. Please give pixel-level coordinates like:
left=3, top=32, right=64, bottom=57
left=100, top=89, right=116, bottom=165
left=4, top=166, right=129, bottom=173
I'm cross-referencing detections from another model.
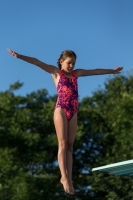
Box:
left=60, top=177, right=74, bottom=194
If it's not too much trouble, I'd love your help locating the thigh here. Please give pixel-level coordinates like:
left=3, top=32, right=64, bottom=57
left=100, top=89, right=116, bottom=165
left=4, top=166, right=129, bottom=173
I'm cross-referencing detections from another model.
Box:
left=54, top=108, right=68, bottom=142
left=68, top=113, right=77, bottom=144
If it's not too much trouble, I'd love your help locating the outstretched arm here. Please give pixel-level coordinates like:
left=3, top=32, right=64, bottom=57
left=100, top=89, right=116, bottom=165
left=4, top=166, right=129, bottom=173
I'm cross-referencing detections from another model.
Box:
left=7, top=48, right=59, bottom=74
left=75, top=66, right=123, bottom=77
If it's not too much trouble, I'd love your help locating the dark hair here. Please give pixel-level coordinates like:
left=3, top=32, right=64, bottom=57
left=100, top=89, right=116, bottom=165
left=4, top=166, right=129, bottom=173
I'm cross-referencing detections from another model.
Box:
left=57, top=50, right=77, bottom=70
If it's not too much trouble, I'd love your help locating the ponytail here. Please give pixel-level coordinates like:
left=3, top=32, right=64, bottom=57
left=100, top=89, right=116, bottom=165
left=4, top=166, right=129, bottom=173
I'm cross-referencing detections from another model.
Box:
left=57, top=58, right=62, bottom=70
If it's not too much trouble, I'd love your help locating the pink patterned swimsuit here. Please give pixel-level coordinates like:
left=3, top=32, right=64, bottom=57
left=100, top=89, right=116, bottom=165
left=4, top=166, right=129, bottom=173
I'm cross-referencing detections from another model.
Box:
left=55, top=70, right=78, bottom=121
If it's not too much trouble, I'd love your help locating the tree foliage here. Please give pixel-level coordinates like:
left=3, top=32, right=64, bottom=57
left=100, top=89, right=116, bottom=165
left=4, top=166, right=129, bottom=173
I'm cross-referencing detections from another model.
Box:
left=0, top=75, right=133, bottom=199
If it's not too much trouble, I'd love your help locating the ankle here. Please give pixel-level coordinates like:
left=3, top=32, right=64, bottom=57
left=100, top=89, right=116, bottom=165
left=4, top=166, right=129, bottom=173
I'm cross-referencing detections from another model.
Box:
left=61, top=176, right=68, bottom=181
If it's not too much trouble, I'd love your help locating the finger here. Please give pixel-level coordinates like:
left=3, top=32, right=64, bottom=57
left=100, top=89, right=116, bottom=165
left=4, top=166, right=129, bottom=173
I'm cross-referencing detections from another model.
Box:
left=7, top=48, right=13, bottom=54
left=118, top=66, right=123, bottom=70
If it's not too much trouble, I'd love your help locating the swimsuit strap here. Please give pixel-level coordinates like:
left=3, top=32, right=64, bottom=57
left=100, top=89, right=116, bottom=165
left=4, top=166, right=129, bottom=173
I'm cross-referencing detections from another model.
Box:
left=72, top=71, right=77, bottom=77
left=59, top=70, right=64, bottom=75
left=60, top=70, right=77, bottom=77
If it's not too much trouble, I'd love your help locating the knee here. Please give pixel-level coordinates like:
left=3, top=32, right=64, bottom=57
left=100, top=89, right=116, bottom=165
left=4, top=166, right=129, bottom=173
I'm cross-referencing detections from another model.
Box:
left=67, top=142, right=73, bottom=152
left=59, top=140, right=68, bottom=151
left=59, top=141, right=74, bottom=152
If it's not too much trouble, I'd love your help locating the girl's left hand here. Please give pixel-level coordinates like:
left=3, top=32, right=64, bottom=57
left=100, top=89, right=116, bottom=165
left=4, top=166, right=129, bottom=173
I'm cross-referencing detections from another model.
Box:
left=113, top=66, right=123, bottom=74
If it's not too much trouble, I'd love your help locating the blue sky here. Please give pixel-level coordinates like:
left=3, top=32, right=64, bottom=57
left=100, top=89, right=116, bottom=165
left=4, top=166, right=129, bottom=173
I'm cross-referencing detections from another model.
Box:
left=1, top=0, right=133, bottom=100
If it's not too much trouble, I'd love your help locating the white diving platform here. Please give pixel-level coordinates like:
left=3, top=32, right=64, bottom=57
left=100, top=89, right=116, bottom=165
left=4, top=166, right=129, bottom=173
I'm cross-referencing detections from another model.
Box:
left=92, top=160, right=133, bottom=177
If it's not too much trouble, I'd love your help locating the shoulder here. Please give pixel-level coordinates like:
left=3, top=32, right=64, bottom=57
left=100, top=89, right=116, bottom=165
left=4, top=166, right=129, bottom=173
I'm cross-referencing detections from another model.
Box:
left=51, top=69, right=60, bottom=79
left=51, top=66, right=60, bottom=75
left=73, top=69, right=83, bottom=78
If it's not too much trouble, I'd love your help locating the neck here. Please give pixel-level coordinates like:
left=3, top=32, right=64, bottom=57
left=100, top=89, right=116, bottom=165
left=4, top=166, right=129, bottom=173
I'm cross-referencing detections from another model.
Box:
left=62, top=69, right=72, bottom=74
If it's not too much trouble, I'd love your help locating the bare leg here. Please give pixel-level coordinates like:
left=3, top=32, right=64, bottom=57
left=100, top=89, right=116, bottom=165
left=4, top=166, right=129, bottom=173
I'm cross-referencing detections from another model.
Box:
left=66, top=113, right=77, bottom=193
left=54, top=108, right=73, bottom=194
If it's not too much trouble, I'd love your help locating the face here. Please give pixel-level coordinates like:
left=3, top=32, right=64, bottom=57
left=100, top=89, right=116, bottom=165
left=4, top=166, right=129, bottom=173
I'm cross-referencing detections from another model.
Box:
left=60, top=56, right=76, bottom=73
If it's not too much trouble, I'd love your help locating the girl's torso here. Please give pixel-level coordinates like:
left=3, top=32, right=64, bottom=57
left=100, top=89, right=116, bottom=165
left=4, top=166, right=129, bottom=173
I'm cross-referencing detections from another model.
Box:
left=54, top=70, right=78, bottom=120
left=56, top=70, right=78, bottom=95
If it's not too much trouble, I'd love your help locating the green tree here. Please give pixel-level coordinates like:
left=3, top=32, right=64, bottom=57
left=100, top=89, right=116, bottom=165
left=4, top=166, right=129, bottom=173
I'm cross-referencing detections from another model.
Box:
left=0, top=82, right=61, bottom=200
left=76, top=75, right=133, bottom=199
left=1, top=75, right=133, bottom=200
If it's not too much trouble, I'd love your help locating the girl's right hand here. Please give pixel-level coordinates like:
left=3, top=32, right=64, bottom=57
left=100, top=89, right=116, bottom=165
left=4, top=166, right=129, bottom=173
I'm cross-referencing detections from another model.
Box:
left=7, top=48, right=19, bottom=58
